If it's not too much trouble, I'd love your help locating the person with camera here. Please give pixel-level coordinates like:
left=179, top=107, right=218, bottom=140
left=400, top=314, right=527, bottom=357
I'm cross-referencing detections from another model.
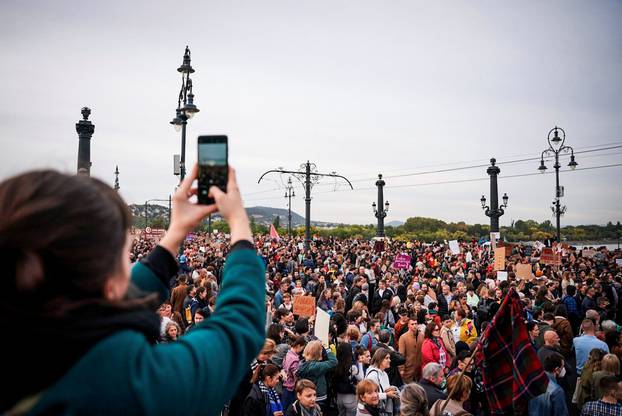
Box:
left=1, top=165, right=266, bottom=415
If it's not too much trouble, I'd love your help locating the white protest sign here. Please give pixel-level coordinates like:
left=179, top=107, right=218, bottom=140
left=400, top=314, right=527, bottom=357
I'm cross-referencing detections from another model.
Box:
left=616, top=259, right=622, bottom=267
left=449, top=240, right=460, bottom=254
left=466, top=252, right=473, bottom=263
left=314, top=307, right=331, bottom=348
left=497, top=271, right=508, bottom=282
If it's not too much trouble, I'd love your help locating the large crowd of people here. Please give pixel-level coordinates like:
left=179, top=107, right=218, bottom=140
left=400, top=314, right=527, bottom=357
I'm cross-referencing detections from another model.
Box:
left=141, top=227, right=622, bottom=415
left=4, top=163, right=622, bottom=416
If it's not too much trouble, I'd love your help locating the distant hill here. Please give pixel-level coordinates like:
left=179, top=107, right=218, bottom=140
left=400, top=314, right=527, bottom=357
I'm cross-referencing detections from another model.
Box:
left=386, top=220, right=405, bottom=227
left=128, top=204, right=340, bottom=227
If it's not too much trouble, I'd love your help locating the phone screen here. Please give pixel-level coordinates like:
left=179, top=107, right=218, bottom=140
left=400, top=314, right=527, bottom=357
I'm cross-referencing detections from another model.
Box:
left=198, top=136, right=228, bottom=204
left=198, top=143, right=227, bottom=167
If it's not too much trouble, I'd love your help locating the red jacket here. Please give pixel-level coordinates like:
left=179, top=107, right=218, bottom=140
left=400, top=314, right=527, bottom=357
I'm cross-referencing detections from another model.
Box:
left=421, top=337, right=450, bottom=371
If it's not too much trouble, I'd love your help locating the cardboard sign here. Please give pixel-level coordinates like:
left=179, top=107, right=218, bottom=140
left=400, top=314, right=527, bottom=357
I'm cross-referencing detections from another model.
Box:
left=392, top=253, right=412, bottom=269
left=293, top=295, right=316, bottom=317
left=540, top=248, right=561, bottom=265
left=314, top=307, right=330, bottom=347
left=516, top=263, right=534, bottom=280
left=490, top=232, right=501, bottom=250
left=494, top=247, right=506, bottom=271
left=497, top=271, right=508, bottom=282
left=449, top=240, right=460, bottom=254
left=582, top=249, right=596, bottom=259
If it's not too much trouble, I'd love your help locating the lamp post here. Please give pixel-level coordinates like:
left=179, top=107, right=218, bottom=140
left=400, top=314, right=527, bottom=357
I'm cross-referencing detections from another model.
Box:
left=76, top=107, right=95, bottom=176
left=170, top=46, right=200, bottom=182
left=538, top=126, right=577, bottom=242
left=114, top=165, right=120, bottom=191
left=480, top=158, right=508, bottom=233
left=372, top=174, right=389, bottom=237
left=284, top=177, right=295, bottom=237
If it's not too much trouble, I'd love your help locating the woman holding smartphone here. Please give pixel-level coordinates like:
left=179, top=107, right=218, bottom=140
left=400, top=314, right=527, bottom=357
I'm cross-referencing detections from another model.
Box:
left=1, top=164, right=265, bottom=416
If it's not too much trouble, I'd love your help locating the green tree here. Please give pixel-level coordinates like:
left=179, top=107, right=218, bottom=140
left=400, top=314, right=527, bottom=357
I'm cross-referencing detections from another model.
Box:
left=273, top=215, right=281, bottom=229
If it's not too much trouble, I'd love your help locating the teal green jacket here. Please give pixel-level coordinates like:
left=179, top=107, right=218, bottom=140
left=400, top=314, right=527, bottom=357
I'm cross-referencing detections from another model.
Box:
left=295, top=350, right=337, bottom=399
left=31, top=248, right=266, bottom=415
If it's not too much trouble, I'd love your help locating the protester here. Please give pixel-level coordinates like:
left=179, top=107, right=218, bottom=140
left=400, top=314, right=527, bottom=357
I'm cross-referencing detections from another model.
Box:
left=399, top=382, right=429, bottom=416
left=421, top=323, right=450, bottom=372
left=334, top=342, right=359, bottom=416
left=285, top=379, right=323, bottom=416
left=591, top=353, right=621, bottom=402
left=0, top=165, right=265, bottom=415
left=429, top=373, right=473, bottom=416
left=580, top=375, right=622, bottom=416
left=296, top=340, right=338, bottom=411
left=283, top=336, right=307, bottom=412
left=528, top=354, right=569, bottom=416
left=365, top=348, right=400, bottom=415
left=399, top=317, right=424, bottom=383
left=243, top=363, right=284, bottom=416
left=417, top=363, right=447, bottom=410
left=355, top=379, right=381, bottom=416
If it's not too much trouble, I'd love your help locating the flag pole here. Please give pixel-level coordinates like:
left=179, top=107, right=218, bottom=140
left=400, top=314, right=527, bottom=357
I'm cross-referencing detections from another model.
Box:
left=439, top=288, right=516, bottom=414
left=439, top=342, right=482, bottom=414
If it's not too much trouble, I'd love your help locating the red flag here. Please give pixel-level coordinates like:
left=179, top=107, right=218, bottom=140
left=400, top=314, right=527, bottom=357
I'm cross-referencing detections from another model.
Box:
left=269, top=224, right=280, bottom=241
left=480, top=289, right=548, bottom=414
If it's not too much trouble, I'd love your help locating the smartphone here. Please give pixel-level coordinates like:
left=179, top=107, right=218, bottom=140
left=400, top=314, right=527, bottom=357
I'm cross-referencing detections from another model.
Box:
left=197, top=135, right=228, bottom=205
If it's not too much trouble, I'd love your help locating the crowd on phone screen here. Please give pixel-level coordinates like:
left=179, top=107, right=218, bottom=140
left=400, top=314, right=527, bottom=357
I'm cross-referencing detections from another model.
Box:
left=137, top=233, right=622, bottom=416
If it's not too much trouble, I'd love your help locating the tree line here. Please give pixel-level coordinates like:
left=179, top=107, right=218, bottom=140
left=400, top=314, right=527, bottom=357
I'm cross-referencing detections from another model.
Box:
left=136, top=213, right=621, bottom=243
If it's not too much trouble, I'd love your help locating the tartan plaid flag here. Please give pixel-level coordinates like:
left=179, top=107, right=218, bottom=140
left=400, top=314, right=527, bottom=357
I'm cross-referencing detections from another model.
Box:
left=480, top=288, right=549, bottom=414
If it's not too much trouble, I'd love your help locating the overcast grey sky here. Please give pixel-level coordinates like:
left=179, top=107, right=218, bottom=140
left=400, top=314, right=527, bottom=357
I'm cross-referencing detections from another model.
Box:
left=1, top=1, right=621, bottom=226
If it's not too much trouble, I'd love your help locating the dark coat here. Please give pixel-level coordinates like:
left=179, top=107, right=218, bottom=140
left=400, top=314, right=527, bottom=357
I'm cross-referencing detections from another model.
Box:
left=418, top=379, right=447, bottom=410
left=242, top=384, right=268, bottom=416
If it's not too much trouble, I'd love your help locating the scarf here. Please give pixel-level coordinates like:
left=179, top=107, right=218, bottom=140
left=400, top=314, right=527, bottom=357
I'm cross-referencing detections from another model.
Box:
left=432, top=336, right=447, bottom=368
left=258, top=381, right=282, bottom=414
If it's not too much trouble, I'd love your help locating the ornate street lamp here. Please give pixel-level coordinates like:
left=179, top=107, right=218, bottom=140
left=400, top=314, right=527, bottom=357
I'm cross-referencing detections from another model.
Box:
left=170, top=46, right=200, bottom=182
left=539, top=126, right=577, bottom=242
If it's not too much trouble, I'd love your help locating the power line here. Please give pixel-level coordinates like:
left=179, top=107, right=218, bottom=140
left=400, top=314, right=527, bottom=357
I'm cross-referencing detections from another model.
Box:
left=335, top=140, right=622, bottom=181
left=245, top=146, right=622, bottom=200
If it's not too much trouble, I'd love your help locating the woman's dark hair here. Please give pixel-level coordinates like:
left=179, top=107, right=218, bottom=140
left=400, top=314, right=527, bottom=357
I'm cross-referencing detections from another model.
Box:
left=0, top=170, right=133, bottom=309
left=424, top=322, right=439, bottom=339
left=252, top=363, right=280, bottom=384
left=416, top=309, right=427, bottom=325
left=333, top=342, right=354, bottom=380
left=267, top=323, right=283, bottom=343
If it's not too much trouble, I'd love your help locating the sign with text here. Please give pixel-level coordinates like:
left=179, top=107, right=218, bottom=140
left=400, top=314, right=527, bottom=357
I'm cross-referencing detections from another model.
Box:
left=540, top=248, right=561, bottom=265
left=392, top=253, right=412, bottom=269
left=582, top=249, right=596, bottom=259
left=516, top=263, right=534, bottom=280
left=314, top=307, right=331, bottom=347
left=449, top=240, right=460, bottom=254
left=494, top=247, right=506, bottom=271
left=497, top=271, right=508, bottom=282
left=293, top=295, right=316, bottom=317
